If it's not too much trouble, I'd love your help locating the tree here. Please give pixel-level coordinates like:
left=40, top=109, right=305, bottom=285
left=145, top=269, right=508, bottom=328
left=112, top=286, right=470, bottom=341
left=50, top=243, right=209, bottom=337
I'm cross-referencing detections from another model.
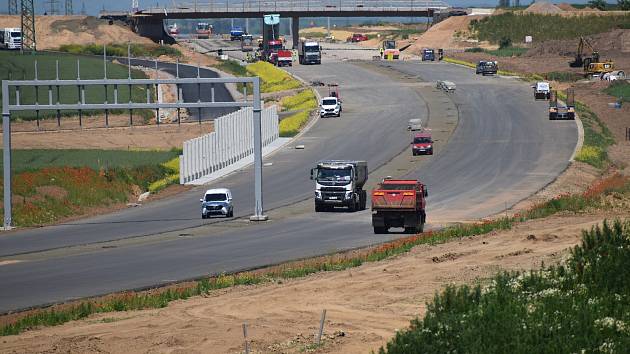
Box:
left=619, top=0, right=630, bottom=10
left=588, top=0, right=607, bottom=10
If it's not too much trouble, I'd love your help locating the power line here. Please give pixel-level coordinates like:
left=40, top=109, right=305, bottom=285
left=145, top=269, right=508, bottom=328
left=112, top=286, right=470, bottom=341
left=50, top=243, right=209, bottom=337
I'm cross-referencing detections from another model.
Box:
left=45, top=0, right=60, bottom=15
left=8, top=0, right=18, bottom=15
left=65, top=0, right=73, bottom=15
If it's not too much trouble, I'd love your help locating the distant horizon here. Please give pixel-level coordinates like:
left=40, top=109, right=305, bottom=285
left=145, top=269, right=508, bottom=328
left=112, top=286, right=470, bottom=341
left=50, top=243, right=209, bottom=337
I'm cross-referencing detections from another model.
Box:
left=0, top=0, right=601, bottom=16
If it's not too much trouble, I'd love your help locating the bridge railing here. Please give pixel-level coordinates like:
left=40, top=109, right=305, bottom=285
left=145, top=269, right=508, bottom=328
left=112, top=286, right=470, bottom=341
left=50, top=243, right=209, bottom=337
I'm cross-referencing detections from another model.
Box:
left=144, top=0, right=449, bottom=13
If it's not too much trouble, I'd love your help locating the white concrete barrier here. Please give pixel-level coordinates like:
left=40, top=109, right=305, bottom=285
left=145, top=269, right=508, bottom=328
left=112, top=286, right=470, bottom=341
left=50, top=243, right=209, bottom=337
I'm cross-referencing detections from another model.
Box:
left=179, top=105, right=279, bottom=184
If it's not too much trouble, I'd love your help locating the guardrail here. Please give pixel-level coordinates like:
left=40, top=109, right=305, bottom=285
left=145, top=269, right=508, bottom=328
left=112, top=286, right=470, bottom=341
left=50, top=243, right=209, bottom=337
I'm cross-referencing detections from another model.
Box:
left=180, top=105, right=278, bottom=184
left=142, top=0, right=449, bottom=13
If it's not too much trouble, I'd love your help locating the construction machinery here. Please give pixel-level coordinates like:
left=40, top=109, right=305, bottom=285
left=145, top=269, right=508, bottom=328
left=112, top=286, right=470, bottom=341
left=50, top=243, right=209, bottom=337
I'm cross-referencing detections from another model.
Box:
left=569, top=36, right=614, bottom=77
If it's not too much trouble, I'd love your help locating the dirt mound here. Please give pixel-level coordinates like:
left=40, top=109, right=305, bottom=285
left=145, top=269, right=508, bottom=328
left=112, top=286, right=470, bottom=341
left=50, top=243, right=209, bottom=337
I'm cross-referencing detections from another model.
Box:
left=0, top=15, right=153, bottom=50
left=408, top=15, right=486, bottom=52
left=523, top=29, right=630, bottom=57
left=556, top=3, right=576, bottom=11
left=524, top=1, right=564, bottom=14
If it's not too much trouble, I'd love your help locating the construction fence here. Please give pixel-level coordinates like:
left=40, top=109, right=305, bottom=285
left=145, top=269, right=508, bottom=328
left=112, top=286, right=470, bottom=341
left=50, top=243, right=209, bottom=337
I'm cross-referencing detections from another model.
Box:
left=179, top=105, right=278, bottom=184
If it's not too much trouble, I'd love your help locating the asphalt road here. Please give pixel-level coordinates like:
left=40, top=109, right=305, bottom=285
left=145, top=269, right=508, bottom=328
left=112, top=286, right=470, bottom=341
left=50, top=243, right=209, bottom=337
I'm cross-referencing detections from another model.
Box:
left=0, top=61, right=577, bottom=312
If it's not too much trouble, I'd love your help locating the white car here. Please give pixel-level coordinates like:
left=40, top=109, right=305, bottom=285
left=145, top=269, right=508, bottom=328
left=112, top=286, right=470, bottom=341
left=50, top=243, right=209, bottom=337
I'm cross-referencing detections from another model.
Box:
left=200, top=188, right=234, bottom=218
left=320, top=97, right=341, bottom=117
left=407, top=118, right=423, bottom=131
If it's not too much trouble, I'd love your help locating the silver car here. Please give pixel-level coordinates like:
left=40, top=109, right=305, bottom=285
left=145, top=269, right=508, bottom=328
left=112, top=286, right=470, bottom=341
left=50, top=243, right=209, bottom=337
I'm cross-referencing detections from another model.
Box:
left=201, top=188, right=234, bottom=218
left=407, top=118, right=423, bottom=131
left=436, top=80, right=456, bottom=93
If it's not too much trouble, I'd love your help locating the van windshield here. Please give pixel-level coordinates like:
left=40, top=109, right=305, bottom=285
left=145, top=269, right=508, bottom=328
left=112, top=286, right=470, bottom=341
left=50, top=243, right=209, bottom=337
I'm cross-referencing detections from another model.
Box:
left=317, top=168, right=351, bottom=181
left=11, top=32, right=21, bottom=38
left=414, top=137, right=432, bottom=144
left=205, top=193, right=227, bottom=202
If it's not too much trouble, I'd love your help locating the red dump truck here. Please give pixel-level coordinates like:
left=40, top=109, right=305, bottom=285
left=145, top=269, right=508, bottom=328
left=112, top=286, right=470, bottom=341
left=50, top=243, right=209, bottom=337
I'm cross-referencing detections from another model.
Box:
left=371, top=179, right=427, bottom=234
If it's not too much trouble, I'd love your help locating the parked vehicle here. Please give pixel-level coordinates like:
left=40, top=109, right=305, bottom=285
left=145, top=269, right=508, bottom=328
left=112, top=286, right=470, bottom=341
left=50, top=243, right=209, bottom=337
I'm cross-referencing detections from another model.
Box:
left=311, top=160, right=368, bottom=212
left=411, top=132, right=433, bottom=156
left=347, top=33, right=368, bottom=42
left=407, top=118, right=423, bottom=131
left=230, top=27, right=244, bottom=41
left=533, top=81, right=551, bottom=100
left=476, top=60, right=498, bottom=75
left=320, top=97, right=341, bottom=117
left=436, top=80, right=456, bottom=93
left=298, top=40, right=321, bottom=65
left=264, top=39, right=292, bottom=66
left=200, top=188, right=234, bottom=218
left=0, top=28, right=21, bottom=50
left=241, top=34, right=254, bottom=52
left=196, top=22, right=212, bottom=39
left=371, top=179, right=427, bottom=234
left=422, top=48, right=435, bottom=61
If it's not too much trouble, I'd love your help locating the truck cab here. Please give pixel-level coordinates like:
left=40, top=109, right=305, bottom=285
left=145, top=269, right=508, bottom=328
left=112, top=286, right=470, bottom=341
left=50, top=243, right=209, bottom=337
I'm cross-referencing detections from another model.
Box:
left=422, top=48, right=435, bottom=61
left=310, top=160, right=368, bottom=212
left=533, top=81, right=551, bottom=100
left=241, top=34, right=254, bottom=52
left=196, top=22, right=211, bottom=39
left=298, top=40, right=321, bottom=65
left=371, top=179, right=427, bottom=234
left=230, top=27, right=244, bottom=41
left=0, top=28, right=21, bottom=50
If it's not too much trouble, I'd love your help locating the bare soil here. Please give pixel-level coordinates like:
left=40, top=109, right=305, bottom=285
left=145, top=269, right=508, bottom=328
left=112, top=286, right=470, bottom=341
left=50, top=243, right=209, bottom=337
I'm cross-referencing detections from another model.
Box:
left=1, top=210, right=625, bottom=354
left=409, top=15, right=491, bottom=53
left=0, top=16, right=153, bottom=49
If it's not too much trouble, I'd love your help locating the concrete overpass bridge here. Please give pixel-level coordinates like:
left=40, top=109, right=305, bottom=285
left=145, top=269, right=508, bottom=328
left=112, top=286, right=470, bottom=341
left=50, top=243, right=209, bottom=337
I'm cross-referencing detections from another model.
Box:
left=129, top=0, right=449, bottom=48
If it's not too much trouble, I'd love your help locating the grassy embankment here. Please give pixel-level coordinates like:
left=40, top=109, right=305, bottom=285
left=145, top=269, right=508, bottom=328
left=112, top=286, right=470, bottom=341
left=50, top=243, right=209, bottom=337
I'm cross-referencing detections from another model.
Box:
left=464, top=46, right=529, bottom=57
left=0, top=150, right=179, bottom=227
left=380, top=219, right=630, bottom=353
left=217, top=59, right=316, bottom=137
left=2, top=171, right=628, bottom=336
left=58, top=43, right=182, bottom=59
left=469, top=12, right=630, bottom=44
left=0, top=51, right=152, bottom=121
left=604, top=80, right=630, bottom=102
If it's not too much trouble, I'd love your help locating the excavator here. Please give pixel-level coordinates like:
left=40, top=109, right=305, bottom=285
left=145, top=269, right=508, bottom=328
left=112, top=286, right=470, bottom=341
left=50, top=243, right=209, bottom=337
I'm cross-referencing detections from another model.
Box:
left=569, top=36, right=614, bottom=77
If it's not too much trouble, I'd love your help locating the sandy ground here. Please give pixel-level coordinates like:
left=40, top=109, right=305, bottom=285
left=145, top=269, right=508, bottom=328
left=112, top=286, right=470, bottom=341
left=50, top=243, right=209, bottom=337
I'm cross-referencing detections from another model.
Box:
left=409, top=15, right=491, bottom=53
left=0, top=16, right=153, bottom=49
left=1, top=211, right=624, bottom=354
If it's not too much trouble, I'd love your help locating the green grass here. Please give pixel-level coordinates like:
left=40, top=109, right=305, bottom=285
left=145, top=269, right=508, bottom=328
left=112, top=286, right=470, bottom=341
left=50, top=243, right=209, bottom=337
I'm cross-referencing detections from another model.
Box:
left=604, top=81, right=630, bottom=102
left=469, top=12, right=630, bottom=44
left=571, top=100, right=615, bottom=168
left=58, top=43, right=182, bottom=59
left=300, top=31, right=328, bottom=38
left=0, top=149, right=179, bottom=173
left=465, top=46, right=528, bottom=57
left=379, top=219, right=630, bottom=354
left=216, top=59, right=248, bottom=77
left=543, top=71, right=584, bottom=82
left=279, top=109, right=312, bottom=137
left=0, top=51, right=152, bottom=121
left=147, top=156, right=180, bottom=193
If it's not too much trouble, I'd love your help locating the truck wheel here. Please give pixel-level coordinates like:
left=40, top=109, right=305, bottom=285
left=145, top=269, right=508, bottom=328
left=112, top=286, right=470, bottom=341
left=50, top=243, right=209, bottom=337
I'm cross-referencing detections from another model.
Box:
left=374, top=227, right=387, bottom=234
left=417, top=223, right=424, bottom=233
left=348, top=201, right=356, bottom=212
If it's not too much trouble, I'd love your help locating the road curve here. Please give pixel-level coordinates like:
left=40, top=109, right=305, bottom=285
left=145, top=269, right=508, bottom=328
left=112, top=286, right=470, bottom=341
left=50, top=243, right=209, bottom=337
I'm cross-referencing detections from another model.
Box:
left=0, top=61, right=577, bottom=312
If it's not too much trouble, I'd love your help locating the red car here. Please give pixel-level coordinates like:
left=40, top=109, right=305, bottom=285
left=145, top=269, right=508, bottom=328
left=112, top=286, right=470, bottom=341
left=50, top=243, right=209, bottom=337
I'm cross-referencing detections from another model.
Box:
left=411, top=132, right=433, bottom=156
left=347, top=33, right=368, bottom=42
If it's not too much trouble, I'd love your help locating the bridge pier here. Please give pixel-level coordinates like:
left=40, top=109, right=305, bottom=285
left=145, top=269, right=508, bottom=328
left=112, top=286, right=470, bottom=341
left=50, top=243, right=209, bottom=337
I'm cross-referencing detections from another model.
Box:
left=132, top=16, right=175, bottom=44
left=291, top=16, right=300, bottom=49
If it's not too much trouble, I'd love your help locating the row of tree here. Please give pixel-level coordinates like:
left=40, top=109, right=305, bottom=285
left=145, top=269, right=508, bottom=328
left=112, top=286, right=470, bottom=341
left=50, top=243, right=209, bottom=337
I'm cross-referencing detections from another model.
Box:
left=586, top=0, right=629, bottom=10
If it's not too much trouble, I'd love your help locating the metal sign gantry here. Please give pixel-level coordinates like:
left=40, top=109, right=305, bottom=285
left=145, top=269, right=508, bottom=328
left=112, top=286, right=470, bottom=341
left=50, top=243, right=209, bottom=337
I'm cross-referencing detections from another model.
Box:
left=1, top=63, right=267, bottom=229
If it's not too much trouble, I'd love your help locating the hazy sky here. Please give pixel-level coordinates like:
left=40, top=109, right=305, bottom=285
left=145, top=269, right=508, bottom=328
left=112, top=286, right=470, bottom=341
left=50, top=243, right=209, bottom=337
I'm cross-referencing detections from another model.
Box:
left=0, top=0, right=596, bottom=16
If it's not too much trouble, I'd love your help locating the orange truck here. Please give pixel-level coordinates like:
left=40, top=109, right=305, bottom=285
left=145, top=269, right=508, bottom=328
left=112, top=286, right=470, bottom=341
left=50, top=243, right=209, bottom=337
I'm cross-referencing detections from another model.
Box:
left=371, top=179, right=427, bottom=234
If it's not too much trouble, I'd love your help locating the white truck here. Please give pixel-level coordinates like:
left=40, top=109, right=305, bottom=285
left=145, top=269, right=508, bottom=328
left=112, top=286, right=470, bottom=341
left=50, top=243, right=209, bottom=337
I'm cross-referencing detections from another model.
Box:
left=310, top=160, right=368, bottom=212
left=0, top=28, right=22, bottom=50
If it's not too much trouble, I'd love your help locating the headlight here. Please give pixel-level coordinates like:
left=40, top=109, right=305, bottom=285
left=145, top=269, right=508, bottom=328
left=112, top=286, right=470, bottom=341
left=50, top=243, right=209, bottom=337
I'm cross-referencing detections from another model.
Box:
left=427, top=145, right=432, bottom=149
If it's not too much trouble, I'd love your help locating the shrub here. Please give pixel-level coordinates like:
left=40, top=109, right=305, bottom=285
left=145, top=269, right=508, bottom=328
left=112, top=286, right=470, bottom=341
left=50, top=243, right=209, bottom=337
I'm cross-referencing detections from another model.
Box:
left=380, top=220, right=630, bottom=354
left=280, top=89, right=317, bottom=112
left=498, top=36, right=512, bottom=49
left=464, top=47, right=484, bottom=53
left=544, top=71, right=583, bottom=82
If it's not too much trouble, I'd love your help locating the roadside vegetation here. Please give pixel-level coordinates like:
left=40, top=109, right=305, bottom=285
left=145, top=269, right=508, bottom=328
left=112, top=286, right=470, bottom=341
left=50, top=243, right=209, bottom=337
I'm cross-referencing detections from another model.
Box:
left=465, top=46, right=528, bottom=57
left=571, top=100, right=615, bottom=169
left=604, top=80, right=630, bottom=102
left=543, top=71, right=584, bottom=82
left=0, top=51, right=152, bottom=121
left=3, top=172, right=628, bottom=336
left=58, top=43, right=182, bottom=59
left=0, top=149, right=179, bottom=227
left=245, top=61, right=302, bottom=93
left=380, top=219, right=630, bottom=353
left=278, top=89, right=318, bottom=137
left=469, top=12, right=630, bottom=43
